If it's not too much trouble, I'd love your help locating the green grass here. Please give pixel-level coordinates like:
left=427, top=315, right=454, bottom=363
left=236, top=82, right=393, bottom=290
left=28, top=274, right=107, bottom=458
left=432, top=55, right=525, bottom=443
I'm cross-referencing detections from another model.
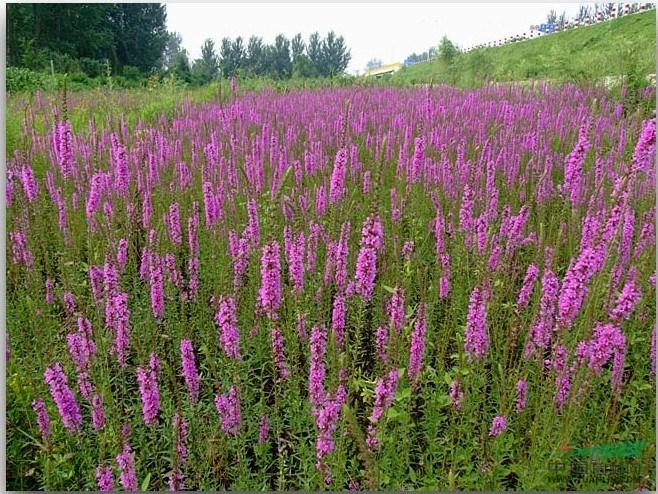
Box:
left=393, top=11, right=656, bottom=86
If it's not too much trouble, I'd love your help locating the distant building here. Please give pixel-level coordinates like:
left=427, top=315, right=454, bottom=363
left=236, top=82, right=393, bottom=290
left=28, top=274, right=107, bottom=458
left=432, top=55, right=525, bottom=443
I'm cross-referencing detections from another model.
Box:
left=364, top=63, right=404, bottom=78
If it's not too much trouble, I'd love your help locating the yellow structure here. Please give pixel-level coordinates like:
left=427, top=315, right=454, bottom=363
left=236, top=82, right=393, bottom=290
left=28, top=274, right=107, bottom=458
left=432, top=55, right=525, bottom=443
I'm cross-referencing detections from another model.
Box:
left=364, top=63, right=403, bottom=78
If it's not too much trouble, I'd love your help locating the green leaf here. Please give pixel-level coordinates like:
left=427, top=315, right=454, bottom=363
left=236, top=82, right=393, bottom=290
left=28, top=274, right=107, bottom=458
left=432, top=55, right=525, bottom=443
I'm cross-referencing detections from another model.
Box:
left=382, top=285, right=395, bottom=294
left=436, top=394, right=451, bottom=407
left=443, top=373, right=453, bottom=385
left=396, top=386, right=412, bottom=402
left=141, top=472, right=151, bottom=492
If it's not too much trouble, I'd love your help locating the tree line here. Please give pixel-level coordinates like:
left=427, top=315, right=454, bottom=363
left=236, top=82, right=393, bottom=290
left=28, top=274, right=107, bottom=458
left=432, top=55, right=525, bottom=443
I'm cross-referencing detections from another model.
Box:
left=6, top=3, right=353, bottom=87
left=6, top=3, right=168, bottom=77
left=167, top=32, right=351, bottom=85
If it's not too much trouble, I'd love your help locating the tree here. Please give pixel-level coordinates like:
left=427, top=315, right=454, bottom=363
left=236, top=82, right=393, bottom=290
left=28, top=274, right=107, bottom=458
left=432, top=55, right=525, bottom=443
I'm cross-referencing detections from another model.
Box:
left=291, top=33, right=314, bottom=78
left=172, top=49, right=191, bottom=83
left=321, top=31, right=351, bottom=77
left=109, top=4, right=168, bottom=73
left=192, top=38, right=218, bottom=84
left=438, top=36, right=458, bottom=65
left=162, top=32, right=183, bottom=71
left=7, top=4, right=116, bottom=70
left=219, top=37, right=241, bottom=77
left=272, top=34, right=292, bottom=79
left=547, top=9, right=558, bottom=24
left=7, top=3, right=168, bottom=75
left=577, top=5, right=591, bottom=22
left=307, top=32, right=323, bottom=75
left=246, top=36, right=265, bottom=75
left=557, top=11, right=568, bottom=29
left=292, top=54, right=316, bottom=78
left=366, top=58, right=383, bottom=70
left=231, top=37, right=246, bottom=74
left=291, top=33, right=305, bottom=61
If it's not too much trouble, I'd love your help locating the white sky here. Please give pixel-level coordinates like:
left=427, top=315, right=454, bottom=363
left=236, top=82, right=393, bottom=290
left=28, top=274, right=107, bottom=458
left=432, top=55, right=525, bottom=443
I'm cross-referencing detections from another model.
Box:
left=166, top=2, right=587, bottom=74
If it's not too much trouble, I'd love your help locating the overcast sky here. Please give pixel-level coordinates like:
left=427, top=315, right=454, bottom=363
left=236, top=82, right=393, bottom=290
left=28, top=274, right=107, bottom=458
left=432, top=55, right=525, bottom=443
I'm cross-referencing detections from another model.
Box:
left=167, top=2, right=586, bottom=74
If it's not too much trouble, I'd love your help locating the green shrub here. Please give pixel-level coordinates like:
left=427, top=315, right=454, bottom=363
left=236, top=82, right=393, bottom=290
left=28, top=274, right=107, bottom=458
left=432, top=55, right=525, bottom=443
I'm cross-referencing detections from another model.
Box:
left=122, top=65, right=142, bottom=81
left=79, top=58, right=105, bottom=78
left=6, top=67, right=50, bottom=93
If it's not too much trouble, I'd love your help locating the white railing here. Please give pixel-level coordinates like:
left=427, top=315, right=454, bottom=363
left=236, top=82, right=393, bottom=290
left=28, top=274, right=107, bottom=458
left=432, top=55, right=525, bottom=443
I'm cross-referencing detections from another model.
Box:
left=462, top=3, right=654, bottom=53
left=402, top=2, right=654, bottom=65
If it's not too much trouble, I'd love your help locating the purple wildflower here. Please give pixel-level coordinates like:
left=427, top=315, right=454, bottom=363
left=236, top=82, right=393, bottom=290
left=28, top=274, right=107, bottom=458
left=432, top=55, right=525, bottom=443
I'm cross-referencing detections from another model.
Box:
left=489, top=416, right=508, bottom=437
left=556, top=247, right=604, bottom=331
left=555, top=369, right=572, bottom=410
left=387, top=287, right=405, bottom=334
left=632, top=118, right=656, bottom=172
left=366, top=369, right=400, bottom=450
left=375, top=325, right=388, bottom=364
left=228, top=230, right=250, bottom=290
left=180, top=339, right=200, bottom=404
left=258, top=242, right=282, bottom=320
left=116, top=444, right=137, bottom=491
left=408, top=303, right=427, bottom=384
left=334, top=222, right=351, bottom=288
left=32, top=397, right=51, bottom=440
left=450, top=379, right=464, bottom=410
left=582, top=323, right=626, bottom=378
left=402, top=240, right=414, bottom=262
left=610, top=268, right=642, bottom=322
left=465, top=286, right=489, bottom=362
left=258, top=415, right=269, bottom=444
left=331, top=294, right=346, bottom=348
left=515, top=379, right=528, bottom=414
left=168, top=412, right=189, bottom=491
left=355, top=245, right=377, bottom=301
left=96, top=465, right=114, bottom=492
left=214, top=296, right=241, bottom=360
left=651, top=327, right=656, bottom=375
left=516, top=264, right=539, bottom=312
left=44, top=363, right=82, bottom=432
left=284, top=227, right=305, bottom=295
left=149, top=255, right=165, bottom=319
left=20, top=164, right=38, bottom=203
left=309, top=324, right=327, bottom=408
left=314, top=381, right=347, bottom=484
left=166, top=202, right=182, bottom=245
left=63, top=291, right=76, bottom=314
left=246, top=197, right=261, bottom=246
left=215, top=386, right=241, bottom=436
left=271, top=326, right=290, bottom=380
left=136, top=353, right=160, bottom=426
left=92, top=393, right=106, bottom=430
left=45, top=278, right=54, bottom=304
left=117, top=238, right=128, bottom=272
left=524, top=255, right=560, bottom=358
left=329, top=148, right=347, bottom=204
left=109, top=293, right=130, bottom=368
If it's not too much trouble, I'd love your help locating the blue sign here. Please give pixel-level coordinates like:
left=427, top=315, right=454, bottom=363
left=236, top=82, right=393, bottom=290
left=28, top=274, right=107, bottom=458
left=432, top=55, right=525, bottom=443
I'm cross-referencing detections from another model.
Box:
left=539, top=23, right=556, bottom=33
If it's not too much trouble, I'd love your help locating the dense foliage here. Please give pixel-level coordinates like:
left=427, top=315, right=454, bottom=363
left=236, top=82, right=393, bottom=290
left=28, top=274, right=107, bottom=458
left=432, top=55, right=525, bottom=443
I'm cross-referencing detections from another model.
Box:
left=6, top=3, right=353, bottom=92
left=6, top=81, right=656, bottom=490
left=6, top=3, right=168, bottom=75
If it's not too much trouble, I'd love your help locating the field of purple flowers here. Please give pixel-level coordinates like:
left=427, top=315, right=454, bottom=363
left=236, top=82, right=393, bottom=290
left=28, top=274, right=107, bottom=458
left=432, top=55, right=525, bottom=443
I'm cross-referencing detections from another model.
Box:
left=6, top=82, right=657, bottom=490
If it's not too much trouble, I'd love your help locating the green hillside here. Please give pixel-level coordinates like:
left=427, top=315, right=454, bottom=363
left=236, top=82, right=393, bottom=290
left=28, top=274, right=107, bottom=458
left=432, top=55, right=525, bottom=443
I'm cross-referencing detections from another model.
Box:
left=392, top=10, right=656, bottom=86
